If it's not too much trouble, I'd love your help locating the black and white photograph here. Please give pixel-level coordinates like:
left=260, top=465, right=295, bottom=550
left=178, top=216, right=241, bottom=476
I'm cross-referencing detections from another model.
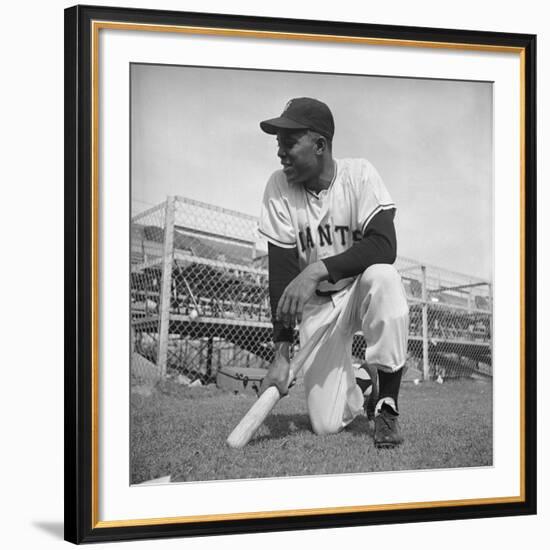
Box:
left=129, top=64, right=494, bottom=484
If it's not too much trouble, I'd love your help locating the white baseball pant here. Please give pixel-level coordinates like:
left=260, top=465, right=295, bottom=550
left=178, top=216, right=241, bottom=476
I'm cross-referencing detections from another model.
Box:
left=298, top=264, right=409, bottom=435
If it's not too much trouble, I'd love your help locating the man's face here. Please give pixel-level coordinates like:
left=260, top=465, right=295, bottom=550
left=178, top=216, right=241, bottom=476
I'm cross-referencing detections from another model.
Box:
left=276, top=130, right=321, bottom=185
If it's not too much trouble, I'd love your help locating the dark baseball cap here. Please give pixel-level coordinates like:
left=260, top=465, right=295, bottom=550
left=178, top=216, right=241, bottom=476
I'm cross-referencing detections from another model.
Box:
left=260, top=97, right=335, bottom=139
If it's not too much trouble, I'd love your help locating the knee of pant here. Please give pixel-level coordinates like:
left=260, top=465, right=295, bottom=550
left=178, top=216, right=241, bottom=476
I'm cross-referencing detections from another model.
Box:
left=360, top=264, right=401, bottom=292
left=310, top=416, right=341, bottom=436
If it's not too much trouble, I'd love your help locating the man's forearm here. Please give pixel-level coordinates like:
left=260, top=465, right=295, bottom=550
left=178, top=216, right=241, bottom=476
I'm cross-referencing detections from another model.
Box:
left=302, top=260, right=330, bottom=282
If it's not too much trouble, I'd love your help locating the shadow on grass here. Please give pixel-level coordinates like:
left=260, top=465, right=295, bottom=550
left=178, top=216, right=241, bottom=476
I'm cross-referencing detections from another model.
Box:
left=251, top=413, right=312, bottom=444
left=345, top=414, right=374, bottom=437
left=250, top=412, right=373, bottom=445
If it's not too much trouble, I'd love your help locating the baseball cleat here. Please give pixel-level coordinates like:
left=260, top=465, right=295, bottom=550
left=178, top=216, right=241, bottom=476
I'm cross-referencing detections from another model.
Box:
left=374, top=404, right=404, bottom=448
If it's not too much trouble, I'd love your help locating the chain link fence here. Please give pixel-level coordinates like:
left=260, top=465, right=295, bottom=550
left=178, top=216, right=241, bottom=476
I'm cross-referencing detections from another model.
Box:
left=131, top=197, right=272, bottom=384
left=395, top=257, right=492, bottom=381
left=131, top=197, right=492, bottom=385
left=130, top=202, right=167, bottom=384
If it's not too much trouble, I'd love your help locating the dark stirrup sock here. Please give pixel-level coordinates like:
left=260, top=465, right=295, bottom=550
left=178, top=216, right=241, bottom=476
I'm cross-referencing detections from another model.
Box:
left=377, top=367, right=404, bottom=412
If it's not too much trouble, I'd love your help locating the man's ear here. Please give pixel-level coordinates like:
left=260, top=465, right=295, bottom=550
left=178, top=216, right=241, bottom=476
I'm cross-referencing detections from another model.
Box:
left=315, top=136, right=328, bottom=155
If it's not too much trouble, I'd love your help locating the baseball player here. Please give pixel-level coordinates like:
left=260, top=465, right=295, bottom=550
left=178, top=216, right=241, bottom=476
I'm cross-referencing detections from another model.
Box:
left=258, top=97, right=409, bottom=448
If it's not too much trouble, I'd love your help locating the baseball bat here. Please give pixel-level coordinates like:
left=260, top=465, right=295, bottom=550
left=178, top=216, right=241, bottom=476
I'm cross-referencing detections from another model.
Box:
left=226, top=366, right=299, bottom=449
left=226, top=304, right=343, bottom=449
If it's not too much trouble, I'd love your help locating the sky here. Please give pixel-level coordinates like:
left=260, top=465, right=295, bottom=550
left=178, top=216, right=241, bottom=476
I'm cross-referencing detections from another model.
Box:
left=131, top=64, right=493, bottom=280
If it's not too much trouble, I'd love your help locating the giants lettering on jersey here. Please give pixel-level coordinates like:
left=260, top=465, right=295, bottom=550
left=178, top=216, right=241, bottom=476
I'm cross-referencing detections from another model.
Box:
left=259, top=158, right=395, bottom=293
left=298, top=224, right=363, bottom=252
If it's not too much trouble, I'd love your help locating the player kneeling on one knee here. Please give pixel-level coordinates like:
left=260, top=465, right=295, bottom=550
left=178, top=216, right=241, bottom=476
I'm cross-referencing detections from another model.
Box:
left=258, top=97, right=409, bottom=448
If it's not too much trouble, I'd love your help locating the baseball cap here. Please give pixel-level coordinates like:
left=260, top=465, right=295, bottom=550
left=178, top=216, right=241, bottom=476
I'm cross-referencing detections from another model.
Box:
left=260, top=97, right=335, bottom=139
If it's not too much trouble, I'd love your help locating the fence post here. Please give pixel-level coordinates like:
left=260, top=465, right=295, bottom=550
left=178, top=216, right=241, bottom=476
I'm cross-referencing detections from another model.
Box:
left=158, top=196, right=176, bottom=378
left=421, top=264, right=429, bottom=381
left=206, top=337, right=214, bottom=381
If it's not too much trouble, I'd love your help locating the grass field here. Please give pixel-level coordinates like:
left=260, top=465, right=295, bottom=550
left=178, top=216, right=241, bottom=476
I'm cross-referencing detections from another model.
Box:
left=130, top=377, right=492, bottom=484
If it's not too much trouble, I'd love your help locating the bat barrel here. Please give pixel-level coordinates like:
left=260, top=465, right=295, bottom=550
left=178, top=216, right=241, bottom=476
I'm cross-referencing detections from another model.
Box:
left=226, top=386, right=281, bottom=448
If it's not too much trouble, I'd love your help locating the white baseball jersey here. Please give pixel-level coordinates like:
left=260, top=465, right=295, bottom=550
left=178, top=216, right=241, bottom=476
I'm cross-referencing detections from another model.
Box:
left=259, top=158, right=395, bottom=293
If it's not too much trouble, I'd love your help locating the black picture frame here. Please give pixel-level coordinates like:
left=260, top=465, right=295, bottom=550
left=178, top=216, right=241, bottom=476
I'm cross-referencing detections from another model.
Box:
left=64, top=4, right=537, bottom=544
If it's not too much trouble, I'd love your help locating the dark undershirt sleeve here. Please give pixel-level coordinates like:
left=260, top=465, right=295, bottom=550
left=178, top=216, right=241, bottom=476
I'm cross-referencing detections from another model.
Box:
left=321, top=208, right=397, bottom=283
left=268, top=242, right=300, bottom=342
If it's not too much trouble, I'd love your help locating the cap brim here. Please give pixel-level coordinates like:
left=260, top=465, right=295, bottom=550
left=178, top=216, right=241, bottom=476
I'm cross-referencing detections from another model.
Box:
left=260, top=116, right=309, bottom=135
